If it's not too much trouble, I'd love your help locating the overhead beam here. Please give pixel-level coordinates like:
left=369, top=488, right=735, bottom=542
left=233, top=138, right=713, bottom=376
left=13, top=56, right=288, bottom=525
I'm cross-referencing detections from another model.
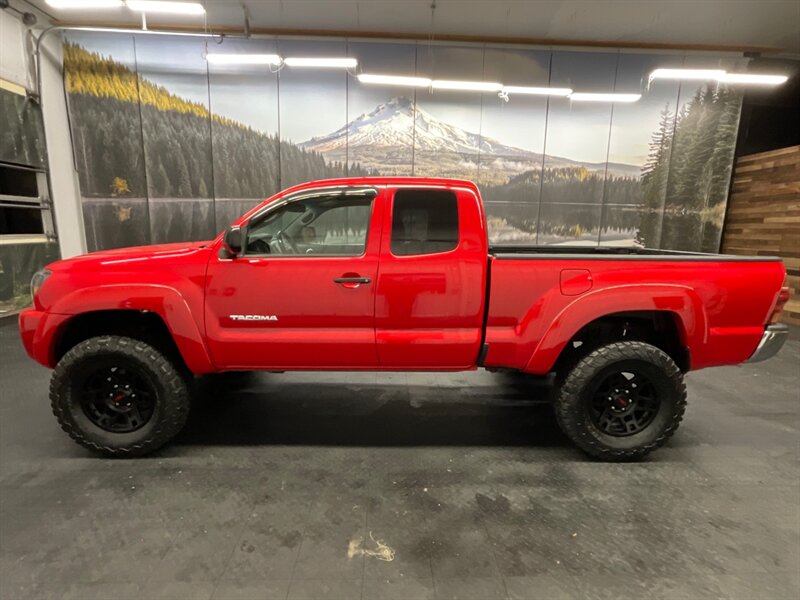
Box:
left=49, top=20, right=781, bottom=55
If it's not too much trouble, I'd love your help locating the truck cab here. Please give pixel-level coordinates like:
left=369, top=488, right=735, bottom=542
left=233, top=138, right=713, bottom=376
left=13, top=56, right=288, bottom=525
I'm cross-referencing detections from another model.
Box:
left=205, top=180, right=488, bottom=371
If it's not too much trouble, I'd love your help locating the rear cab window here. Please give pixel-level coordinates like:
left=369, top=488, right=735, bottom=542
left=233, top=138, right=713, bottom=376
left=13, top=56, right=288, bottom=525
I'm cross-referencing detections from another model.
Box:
left=390, top=189, right=459, bottom=256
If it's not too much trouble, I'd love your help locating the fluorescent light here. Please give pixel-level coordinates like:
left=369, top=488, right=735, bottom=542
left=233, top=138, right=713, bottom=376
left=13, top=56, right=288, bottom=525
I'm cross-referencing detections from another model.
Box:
left=126, top=1, right=205, bottom=14
left=569, top=92, right=642, bottom=103
left=283, top=57, right=357, bottom=68
left=357, top=73, right=432, bottom=87
left=650, top=68, right=789, bottom=86
left=59, top=26, right=219, bottom=36
left=431, top=80, right=503, bottom=92
left=46, top=0, right=123, bottom=7
left=503, top=85, right=572, bottom=97
left=649, top=68, right=726, bottom=82
left=206, top=54, right=282, bottom=66
left=719, top=73, right=788, bottom=85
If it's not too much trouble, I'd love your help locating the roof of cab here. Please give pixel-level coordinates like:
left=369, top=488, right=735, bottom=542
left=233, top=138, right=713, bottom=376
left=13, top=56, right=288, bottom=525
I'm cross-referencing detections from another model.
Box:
left=231, top=177, right=482, bottom=228
left=279, top=177, right=481, bottom=196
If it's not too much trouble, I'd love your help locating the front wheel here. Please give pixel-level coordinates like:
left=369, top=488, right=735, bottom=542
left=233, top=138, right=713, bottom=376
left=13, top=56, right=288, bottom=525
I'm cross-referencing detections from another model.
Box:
left=553, top=341, right=686, bottom=461
left=50, top=336, right=191, bottom=457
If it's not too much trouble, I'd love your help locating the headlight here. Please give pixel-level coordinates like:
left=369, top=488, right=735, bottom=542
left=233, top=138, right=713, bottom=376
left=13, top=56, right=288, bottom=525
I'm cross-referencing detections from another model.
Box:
left=31, top=269, right=52, bottom=303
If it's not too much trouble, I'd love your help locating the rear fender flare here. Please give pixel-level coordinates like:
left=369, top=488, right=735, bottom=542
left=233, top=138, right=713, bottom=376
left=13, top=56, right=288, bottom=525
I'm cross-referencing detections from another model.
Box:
left=524, top=284, right=707, bottom=374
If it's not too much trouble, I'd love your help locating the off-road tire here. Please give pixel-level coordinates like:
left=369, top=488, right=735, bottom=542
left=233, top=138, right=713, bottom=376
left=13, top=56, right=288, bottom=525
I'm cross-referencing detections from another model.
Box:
left=554, top=341, right=686, bottom=461
left=50, top=336, right=191, bottom=457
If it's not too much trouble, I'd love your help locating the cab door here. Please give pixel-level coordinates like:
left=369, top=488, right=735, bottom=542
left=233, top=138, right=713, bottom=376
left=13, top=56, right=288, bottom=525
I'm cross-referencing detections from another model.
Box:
left=204, top=188, right=383, bottom=369
left=375, top=186, right=488, bottom=369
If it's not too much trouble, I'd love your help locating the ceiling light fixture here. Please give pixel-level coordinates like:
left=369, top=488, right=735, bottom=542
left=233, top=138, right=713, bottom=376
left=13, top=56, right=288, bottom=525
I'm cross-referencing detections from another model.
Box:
left=357, top=74, right=432, bottom=87
left=569, top=92, right=642, bottom=103
left=719, top=73, right=789, bottom=85
left=431, top=80, right=503, bottom=92
left=649, top=68, right=789, bottom=87
left=205, top=54, right=282, bottom=66
left=126, top=1, right=206, bottom=14
left=283, top=57, right=358, bottom=68
left=502, top=85, right=573, bottom=97
left=45, top=0, right=123, bottom=8
left=649, top=68, right=726, bottom=82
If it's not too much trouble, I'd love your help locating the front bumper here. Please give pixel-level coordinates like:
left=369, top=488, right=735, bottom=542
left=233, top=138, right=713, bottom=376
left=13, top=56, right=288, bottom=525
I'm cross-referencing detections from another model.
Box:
left=746, top=324, right=790, bottom=363
left=18, top=309, right=44, bottom=361
left=18, top=309, right=70, bottom=368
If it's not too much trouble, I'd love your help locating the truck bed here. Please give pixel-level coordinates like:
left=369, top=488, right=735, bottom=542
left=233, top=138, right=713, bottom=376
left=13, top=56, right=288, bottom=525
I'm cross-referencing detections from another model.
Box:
left=489, top=245, right=780, bottom=261
left=483, top=246, right=786, bottom=374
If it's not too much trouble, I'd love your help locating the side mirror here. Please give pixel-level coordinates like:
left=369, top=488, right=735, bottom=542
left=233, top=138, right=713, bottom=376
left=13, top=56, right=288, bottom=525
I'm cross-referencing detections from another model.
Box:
left=222, top=226, right=243, bottom=257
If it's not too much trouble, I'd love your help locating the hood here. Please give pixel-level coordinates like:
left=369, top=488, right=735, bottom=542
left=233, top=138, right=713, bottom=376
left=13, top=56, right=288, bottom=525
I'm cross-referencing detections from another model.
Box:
left=48, top=241, right=212, bottom=271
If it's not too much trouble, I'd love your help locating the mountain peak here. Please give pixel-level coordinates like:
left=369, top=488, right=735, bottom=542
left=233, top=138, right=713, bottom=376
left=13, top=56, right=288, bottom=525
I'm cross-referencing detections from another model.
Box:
left=385, top=96, right=414, bottom=109
left=362, top=96, right=415, bottom=120
left=303, top=96, right=419, bottom=151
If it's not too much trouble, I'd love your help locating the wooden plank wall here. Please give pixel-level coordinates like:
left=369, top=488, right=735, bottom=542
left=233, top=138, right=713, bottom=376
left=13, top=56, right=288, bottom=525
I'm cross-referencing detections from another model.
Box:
left=722, top=145, right=800, bottom=325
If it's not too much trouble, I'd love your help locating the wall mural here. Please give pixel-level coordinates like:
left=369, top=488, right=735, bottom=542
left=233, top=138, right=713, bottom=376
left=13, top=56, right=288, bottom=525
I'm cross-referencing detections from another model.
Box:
left=63, top=33, right=746, bottom=252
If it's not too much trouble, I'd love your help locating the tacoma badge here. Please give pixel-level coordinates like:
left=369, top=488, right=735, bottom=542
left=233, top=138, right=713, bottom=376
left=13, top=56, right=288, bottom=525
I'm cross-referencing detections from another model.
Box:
left=229, top=315, right=278, bottom=321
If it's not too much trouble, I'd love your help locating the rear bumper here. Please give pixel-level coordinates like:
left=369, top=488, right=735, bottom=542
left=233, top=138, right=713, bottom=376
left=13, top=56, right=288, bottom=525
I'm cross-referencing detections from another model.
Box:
left=746, top=324, right=790, bottom=363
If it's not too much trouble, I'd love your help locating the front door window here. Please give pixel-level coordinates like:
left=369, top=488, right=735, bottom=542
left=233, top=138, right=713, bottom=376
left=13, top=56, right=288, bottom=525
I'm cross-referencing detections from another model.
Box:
left=245, top=194, right=374, bottom=257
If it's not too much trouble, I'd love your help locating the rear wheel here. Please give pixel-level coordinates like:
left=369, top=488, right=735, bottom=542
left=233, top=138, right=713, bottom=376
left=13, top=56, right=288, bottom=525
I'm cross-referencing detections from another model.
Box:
left=553, top=341, right=686, bottom=461
left=50, top=336, right=191, bottom=457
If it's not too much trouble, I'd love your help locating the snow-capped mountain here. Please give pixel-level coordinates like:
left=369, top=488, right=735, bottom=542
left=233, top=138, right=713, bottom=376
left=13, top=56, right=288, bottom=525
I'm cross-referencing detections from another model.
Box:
left=301, top=96, right=639, bottom=182
left=304, top=96, right=532, bottom=158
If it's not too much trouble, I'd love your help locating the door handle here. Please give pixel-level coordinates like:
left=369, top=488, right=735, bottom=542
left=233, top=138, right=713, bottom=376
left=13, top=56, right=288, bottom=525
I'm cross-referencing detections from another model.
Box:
left=333, top=276, right=372, bottom=285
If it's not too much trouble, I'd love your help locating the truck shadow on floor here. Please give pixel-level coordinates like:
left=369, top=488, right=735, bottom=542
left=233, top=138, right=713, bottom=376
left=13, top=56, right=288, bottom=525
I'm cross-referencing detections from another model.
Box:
left=176, top=371, right=572, bottom=448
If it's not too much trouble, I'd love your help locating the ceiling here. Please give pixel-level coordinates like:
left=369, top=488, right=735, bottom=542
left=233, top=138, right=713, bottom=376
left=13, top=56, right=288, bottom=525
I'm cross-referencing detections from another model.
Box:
left=21, top=0, right=800, bottom=55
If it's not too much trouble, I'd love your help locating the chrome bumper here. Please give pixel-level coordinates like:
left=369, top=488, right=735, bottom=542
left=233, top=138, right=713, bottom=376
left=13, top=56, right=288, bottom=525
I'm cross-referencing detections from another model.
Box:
left=746, top=324, right=790, bottom=363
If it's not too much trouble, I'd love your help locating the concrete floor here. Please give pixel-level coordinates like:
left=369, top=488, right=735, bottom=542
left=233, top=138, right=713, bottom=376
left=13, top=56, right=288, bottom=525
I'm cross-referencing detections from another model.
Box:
left=0, top=318, right=798, bottom=600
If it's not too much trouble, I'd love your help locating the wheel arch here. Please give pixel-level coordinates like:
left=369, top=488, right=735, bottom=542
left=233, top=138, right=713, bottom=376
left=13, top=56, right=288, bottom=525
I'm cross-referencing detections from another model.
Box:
left=551, top=310, right=690, bottom=376
left=53, top=310, right=187, bottom=371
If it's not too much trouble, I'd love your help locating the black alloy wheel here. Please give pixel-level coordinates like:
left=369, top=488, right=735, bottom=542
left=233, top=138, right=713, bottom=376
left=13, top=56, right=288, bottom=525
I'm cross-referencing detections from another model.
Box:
left=588, top=369, right=661, bottom=437
left=80, top=365, right=157, bottom=433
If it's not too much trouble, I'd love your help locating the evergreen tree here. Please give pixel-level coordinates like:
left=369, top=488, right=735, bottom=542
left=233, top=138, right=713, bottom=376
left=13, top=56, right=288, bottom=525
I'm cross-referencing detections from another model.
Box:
left=152, top=163, right=171, bottom=197
left=176, top=155, right=192, bottom=197
left=705, top=88, right=741, bottom=207
left=641, top=104, right=674, bottom=209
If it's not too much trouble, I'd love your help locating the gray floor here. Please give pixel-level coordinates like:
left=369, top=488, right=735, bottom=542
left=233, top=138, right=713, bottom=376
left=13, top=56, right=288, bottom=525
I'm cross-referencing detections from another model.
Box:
left=0, top=318, right=798, bottom=600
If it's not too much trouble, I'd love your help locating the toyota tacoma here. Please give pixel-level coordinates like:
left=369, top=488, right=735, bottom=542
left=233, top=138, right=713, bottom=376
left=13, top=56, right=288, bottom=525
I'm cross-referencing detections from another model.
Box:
left=19, top=178, right=790, bottom=459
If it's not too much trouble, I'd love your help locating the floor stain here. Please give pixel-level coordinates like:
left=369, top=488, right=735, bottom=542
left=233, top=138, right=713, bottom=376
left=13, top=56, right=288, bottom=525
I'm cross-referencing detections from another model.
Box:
left=347, top=531, right=395, bottom=561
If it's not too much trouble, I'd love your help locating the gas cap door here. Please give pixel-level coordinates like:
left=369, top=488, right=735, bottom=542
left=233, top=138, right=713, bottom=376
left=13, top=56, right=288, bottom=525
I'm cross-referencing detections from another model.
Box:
left=560, top=269, right=593, bottom=296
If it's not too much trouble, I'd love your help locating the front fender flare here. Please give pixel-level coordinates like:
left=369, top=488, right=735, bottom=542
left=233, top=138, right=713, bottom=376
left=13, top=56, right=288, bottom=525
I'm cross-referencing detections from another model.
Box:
left=49, top=284, right=214, bottom=374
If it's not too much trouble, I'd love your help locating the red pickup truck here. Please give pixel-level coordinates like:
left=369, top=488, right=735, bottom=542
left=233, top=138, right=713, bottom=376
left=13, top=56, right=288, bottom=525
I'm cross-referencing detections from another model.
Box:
left=19, top=177, right=790, bottom=460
